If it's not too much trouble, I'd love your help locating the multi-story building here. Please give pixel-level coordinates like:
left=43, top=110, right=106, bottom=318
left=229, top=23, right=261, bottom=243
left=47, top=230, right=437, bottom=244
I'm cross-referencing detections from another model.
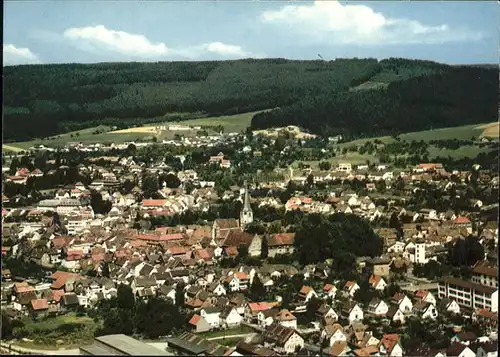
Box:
left=472, top=261, right=498, bottom=288
left=438, top=276, right=498, bottom=312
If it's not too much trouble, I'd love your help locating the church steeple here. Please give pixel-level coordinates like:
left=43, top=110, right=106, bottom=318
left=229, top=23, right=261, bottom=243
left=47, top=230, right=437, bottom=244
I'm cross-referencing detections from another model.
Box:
left=240, top=180, right=253, bottom=229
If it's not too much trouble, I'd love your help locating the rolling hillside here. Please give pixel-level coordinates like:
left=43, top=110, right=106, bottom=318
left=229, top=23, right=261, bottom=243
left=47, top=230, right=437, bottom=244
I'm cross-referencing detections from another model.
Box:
left=4, top=58, right=498, bottom=142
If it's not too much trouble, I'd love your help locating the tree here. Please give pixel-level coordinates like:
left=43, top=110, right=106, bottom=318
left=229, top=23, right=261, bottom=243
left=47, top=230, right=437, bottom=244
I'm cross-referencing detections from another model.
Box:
left=261, top=235, right=269, bottom=259
left=116, top=284, right=135, bottom=311
left=142, top=174, right=159, bottom=197
left=306, top=174, right=314, bottom=186
left=9, top=158, right=19, bottom=175
left=249, top=275, right=266, bottom=302
left=175, top=283, right=185, bottom=308
left=164, top=173, right=181, bottom=189
left=134, top=298, right=185, bottom=338
left=237, top=245, right=249, bottom=258
left=1, top=310, right=13, bottom=339
left=319, top=161, right=331, bottom=171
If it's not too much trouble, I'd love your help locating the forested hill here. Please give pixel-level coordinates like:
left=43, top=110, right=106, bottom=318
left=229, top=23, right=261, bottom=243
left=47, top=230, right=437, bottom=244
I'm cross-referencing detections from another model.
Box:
left=4, top=58, right=498, bottom=142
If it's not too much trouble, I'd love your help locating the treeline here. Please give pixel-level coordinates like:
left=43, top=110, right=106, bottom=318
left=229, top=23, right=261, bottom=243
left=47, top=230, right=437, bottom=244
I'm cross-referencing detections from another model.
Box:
left=5, top=58, right=443, bottom=141
left=251, top=66, right=498, bottom=138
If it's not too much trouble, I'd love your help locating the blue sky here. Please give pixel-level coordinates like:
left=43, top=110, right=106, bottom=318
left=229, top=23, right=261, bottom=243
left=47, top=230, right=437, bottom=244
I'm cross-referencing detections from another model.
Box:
left=3, top=1, right=499, bottom=65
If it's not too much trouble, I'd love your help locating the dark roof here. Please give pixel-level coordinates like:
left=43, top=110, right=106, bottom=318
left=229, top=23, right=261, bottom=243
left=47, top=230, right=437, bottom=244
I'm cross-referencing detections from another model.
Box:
left=263, top=323, right=298, bottom=346
left=446, top=342, right=469, bottom=357
left=222, top=231, right=255, bottom=247
left=62, top=293, right=79, bottom=306
left=134, top=277, right=157, bottom=287
left=479, top=342, right=498, bottom=353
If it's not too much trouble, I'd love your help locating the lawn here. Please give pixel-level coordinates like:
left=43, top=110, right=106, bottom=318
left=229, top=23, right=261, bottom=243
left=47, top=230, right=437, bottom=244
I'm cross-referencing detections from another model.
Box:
left=6, top=125, right=153, bottom=151
left=427, top=145, right=494, bottom=159
left=198, top=325, right=254, bottom=338
left=176, top=110, right=265, bottom=133
left=10, top=313, right=99, bottom=348
left=217, top=337, right=244, bottom=347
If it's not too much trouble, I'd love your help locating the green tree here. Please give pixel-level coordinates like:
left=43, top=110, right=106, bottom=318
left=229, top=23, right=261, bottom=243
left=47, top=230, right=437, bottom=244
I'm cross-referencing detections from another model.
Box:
left=116, top=284, right=135, bottom=311
left=261, top=235, right=269, bottom=259
left=319, top=161, right=331, bottom=171
left=249, top=275, right=266, bottom=302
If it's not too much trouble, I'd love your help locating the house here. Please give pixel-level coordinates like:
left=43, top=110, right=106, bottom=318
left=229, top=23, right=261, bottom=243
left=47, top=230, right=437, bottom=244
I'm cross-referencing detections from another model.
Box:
left=476, top=342, right=498, bottom=357
left=445, top=342, right=475, bottom=357
left=368, top=275, right=387, bottom=291
left=207, top=282, right=227, bottom=296
left=219, top=306, right=242, bottom=329
left=379, top=334, right=403, bottom=357
left=267, top=233, right=296, bottom=257
left=228, top=272, right=250, bottom=292
left=385, top=305, right=405, bottom=324
left=322, top=324, right=347, bottom=346
left=323, top=284, right=337, bottom=300
left=340, top=301, right=363, bottom=324
left=315, top=303, right=337, bottom=322
left=450, top=331, right=477, bottom=346
left=323, top=341, right=350, bottom=357
left=188, top=314, right=211, bottom=333
left=200, top=307, right=221, bottom=329
left=414, top=290, right=437, bottom=306
left=343, top=281, right=360, bottom=297
left=390, top=293, right=413, bottom=314
left=367, top=298, right=389, bottom=317
left=263, top=323, right=304, bottom=355
left=364, top=258, right=391, bottom=277
left=274, top=309, right=297, bottom=329
left=258, top=308, right=279, bottom=328
left=248, top=235, right=263, bottom=257
left=438, top=276, right=498, bottom=312
left=412, top=301, right=438, bottom=320
left=245, top=302, right=275, bottom=323
left=438, top=298, right=461, bottom=314
left=29, top=299, right=49, bottom=319
left=298, top=286, right=317, bottom=303
left=471, top=260, right=498, bottom=288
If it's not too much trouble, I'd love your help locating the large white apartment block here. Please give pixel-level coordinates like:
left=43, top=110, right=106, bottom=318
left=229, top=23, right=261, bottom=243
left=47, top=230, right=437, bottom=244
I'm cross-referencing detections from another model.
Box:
left=438, top=276, right=498, bottom=313
left=471, top=261, right=498, bottom=288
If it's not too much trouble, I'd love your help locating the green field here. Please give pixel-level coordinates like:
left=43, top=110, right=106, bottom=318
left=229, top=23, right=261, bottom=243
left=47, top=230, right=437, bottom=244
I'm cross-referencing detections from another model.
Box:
left=198, top=325, right=254, bottom=338
left=10, top=313, right=98, bottom=348
left=339, top=122, right=496, bottom=148
left=427, top=145, right=493, bottom=160
left=3, top=110, right=262, bottom=152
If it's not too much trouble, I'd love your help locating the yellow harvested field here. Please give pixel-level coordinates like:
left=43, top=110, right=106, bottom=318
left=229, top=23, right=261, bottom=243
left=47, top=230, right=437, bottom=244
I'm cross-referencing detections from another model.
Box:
left=477, top=122, right=499, bottom=137
left=110, top=127, right=159, bottom=134
left=2, top=144, right=24, bottom=152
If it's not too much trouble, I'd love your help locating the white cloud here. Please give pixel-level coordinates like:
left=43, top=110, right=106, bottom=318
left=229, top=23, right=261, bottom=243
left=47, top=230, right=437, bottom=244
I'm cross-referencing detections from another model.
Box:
left=62, top=25, right=259, bottom=60
left=173, top=42, right=255, bottom=59
left=3, top=44, right=41, bottom=65
left=63, top=25, right=169, bottom=58
left=260, top=1, right=484, bottom=45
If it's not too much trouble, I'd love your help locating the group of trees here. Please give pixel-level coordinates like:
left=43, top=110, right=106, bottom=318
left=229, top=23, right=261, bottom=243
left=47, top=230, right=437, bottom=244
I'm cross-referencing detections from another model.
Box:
left=294, top=213, right=383, bottom=266
left=251, top=65, right=498, bottom=139
left=92, top=284, right=186, bottom=339
left=7, top=57, right=489, bottom=142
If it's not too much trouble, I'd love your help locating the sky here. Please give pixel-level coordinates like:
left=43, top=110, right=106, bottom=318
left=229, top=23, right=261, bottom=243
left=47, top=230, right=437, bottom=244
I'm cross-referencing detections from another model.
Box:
left=3, top=1, right=499, bottom=66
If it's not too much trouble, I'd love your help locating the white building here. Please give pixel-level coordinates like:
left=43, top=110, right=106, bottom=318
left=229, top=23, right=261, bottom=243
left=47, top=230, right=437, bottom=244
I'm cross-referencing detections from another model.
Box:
left=438, top=277, right=498, bottom=313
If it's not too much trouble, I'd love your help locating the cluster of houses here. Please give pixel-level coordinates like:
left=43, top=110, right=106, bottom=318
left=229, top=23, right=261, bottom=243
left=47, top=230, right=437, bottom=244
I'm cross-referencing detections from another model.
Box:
left=2, top=132, right=499, bottom=356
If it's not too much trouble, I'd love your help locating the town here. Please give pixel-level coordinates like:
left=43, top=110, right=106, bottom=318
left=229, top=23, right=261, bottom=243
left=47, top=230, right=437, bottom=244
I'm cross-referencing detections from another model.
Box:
left=1, top=124, right=498, bottom=357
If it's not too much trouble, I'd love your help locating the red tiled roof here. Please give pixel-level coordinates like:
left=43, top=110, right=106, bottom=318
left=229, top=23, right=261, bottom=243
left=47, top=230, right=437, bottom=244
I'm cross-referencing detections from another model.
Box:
left=324, top=284, right=335, bottom=292
left=299, top=286, right=313, bottom=295
left=52, top=290, right=65, bottom=303
left=189, top=314, right=202, bottom=325
left=31, top=299, right=49, bottom=311
left=455, top=216, right=471, bottom=224
left=142, top=199, right=167, bottom=207
left=248, top=302, right=272, bottom=312
left=234, top=272, right=249, bottom=280
left=381, top=334, right=400, bottom=353
left=224, top=246, right=239, bottom=257
left=268, top=233, right=295, bottom=246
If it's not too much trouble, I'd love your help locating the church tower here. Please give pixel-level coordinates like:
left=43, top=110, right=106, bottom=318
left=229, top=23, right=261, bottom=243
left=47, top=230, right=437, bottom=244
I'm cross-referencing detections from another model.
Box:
left=240, top=180, right=253, bottom=229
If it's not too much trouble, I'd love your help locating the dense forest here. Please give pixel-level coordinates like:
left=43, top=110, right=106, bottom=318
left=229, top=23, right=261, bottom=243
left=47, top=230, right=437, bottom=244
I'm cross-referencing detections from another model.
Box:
left=4, top=58, right=497, bottom=142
